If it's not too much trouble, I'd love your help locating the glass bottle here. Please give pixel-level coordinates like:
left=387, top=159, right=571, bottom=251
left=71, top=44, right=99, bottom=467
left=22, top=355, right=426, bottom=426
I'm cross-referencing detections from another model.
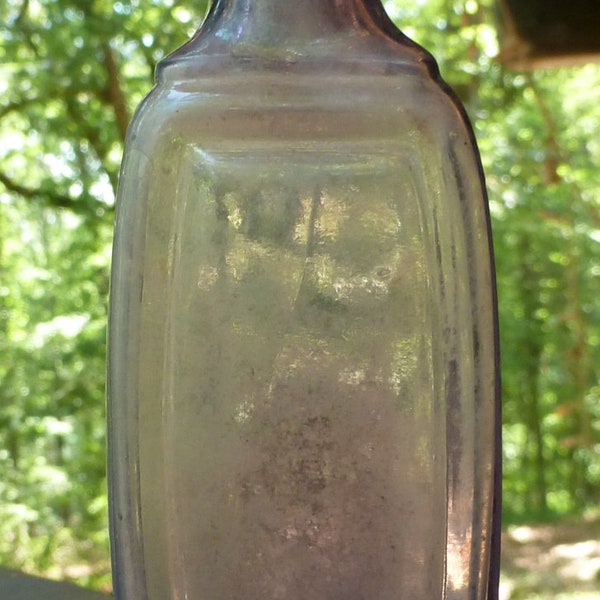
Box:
left=107, top=1, right=500, bottom=598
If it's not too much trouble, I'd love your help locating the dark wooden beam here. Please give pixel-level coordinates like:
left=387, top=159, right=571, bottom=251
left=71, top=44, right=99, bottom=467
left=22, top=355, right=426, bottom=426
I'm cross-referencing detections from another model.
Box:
left=497, top=0, right=600, bottom=68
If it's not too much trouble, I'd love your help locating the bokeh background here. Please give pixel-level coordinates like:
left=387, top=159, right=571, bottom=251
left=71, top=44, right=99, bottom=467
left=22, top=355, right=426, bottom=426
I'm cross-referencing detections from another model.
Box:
left=1, top=1, right=599, bottom=597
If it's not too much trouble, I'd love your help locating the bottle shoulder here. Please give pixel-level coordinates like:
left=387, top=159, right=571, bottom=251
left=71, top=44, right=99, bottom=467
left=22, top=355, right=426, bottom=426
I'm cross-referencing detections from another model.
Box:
left=129, top=66, right=468, bottom=152
left=156, top=40, right=438, bottom=86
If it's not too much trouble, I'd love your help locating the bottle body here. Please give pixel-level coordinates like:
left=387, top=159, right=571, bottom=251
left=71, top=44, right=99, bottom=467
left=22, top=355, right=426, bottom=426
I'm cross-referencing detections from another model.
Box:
left=108, top=7, right=499, bottom=599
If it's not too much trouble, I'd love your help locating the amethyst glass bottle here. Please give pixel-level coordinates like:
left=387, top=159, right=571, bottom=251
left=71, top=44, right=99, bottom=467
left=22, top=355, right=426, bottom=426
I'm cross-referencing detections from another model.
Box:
left=108, top=1, right=501, bottom=598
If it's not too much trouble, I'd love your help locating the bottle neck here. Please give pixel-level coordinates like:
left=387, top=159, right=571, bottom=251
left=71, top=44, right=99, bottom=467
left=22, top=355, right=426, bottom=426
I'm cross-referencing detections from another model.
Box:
left=168, top=0, right=425, bottom=63
left=203, top=0, right=385, bottom=41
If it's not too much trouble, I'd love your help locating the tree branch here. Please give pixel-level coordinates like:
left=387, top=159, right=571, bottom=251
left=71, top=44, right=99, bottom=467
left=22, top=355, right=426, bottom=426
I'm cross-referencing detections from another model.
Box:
left=0, top=170, right=92, bottom=216
left=14, top=0, right=41, bottom=56
left=16, top=0, right=30, bottom=23
left=63, top=95, right=119, bottom=195
left=101, top=42, right=130, bottom=143
left=526, top=72, right=600, bottom=227
left=79, top=2, right=130, bottom=143
left=0, top=98, right=38, bottom=120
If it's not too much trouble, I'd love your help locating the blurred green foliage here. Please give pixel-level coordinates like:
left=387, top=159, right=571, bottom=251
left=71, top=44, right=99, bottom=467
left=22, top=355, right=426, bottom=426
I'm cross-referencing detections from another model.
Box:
left=0, top=0, right=599, bottom=592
